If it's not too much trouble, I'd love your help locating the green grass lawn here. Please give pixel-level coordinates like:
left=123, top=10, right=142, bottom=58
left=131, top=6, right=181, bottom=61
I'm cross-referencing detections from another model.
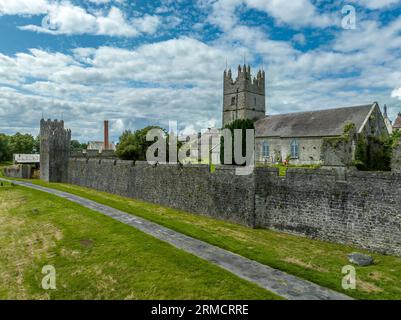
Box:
left=0, top=181, right=280, bottom=300
left=15, top=178, right=401, bottom=300
left=257, top=163, right=321, bottom=176
left=0, top=162, right=12, bottom=170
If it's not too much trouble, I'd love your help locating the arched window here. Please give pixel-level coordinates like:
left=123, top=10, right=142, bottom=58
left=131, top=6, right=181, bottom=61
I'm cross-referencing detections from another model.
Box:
left=254, top=97, right=257, bottom=106
left=262, top=141, right=269, bottom=158
left=291, top=139, right=299, bottom=158
left=231, top=97, right=236, bottom=105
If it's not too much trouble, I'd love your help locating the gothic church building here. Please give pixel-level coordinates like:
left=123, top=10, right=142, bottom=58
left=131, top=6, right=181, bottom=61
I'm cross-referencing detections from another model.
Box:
left=222, top=65, right=390, bottom=166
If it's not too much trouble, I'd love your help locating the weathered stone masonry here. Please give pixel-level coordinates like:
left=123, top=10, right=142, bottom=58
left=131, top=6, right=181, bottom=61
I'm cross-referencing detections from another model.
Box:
left=40, top=120, right=401, bottom=256
left=255, top=168, right=401, bottom=256
left=40, top=119, right=71, bottom=183
left=67, top=159, right=255, bottom=226
left=66, top=158, right=401, bottom=256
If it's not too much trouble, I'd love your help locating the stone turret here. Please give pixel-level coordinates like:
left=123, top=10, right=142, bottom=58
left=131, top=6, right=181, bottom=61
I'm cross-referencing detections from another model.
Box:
left=40, top=119, right=71, bottom=182
left=383, top=104, right=393, bottom=134
left=222, top=65, right=266, bottom=127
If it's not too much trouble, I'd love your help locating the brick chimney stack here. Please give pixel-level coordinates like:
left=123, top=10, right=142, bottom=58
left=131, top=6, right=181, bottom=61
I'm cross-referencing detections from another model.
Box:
left=104, top=120, right=109, bottom=150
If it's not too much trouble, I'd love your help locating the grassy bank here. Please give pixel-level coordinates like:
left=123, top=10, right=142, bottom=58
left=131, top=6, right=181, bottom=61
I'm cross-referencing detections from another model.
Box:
left=14, top=178, right=401, bottom=300
left=0, top=181, right=280, bottom=300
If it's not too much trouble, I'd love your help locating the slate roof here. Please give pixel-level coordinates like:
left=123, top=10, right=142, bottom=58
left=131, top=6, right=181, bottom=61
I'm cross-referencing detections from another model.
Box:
left=255, top=103, right=375, bottom=138
left=13, top=154, right=40, bottom=164
left=393, top=113, right=401, bottom=129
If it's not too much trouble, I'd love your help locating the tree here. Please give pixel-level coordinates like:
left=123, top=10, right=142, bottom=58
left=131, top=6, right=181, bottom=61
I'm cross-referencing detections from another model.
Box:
left=354, top=131, right=401, bottom=171
left=220, top=119, right=255, bottom=165
left=0, top=134, right=11, bottom=162
left=8, top=133, right=36, bottom=155
left=70, top=140, right=87, bottom=151
left=0, top=132, right=39, bottom=163
left=116, top=126, right=167, bottom=161
left=34, top=135, right=40, bottom=153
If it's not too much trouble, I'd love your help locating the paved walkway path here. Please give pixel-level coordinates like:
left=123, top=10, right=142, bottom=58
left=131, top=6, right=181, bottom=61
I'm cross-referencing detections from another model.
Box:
left=1, top=178, right=352, bottom=300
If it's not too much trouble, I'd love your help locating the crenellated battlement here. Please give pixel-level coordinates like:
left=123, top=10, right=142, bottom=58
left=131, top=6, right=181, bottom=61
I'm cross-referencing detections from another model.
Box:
left=222, top=65, right=266, bottom=126
left=224, top=65, right=265, bottom=92
left=40, top=119, right=71, bottom=140
left=223, top=65, right=265, bottom=95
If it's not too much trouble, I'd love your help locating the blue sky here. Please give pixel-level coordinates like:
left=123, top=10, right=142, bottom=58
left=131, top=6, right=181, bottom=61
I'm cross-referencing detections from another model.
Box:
left=1, top=0, right=401, bottom=143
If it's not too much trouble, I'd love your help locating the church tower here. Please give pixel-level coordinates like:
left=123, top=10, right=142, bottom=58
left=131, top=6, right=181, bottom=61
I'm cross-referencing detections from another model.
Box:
left=222, top=65, right=266, bottom=127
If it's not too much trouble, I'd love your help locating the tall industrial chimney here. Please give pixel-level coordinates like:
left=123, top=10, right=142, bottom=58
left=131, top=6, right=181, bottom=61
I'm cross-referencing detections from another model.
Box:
left=104, top=120, right=109, bottom=150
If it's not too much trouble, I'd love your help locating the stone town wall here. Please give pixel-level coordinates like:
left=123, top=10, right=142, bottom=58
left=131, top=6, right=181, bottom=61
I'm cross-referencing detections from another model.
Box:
left=3, top=164, right=32, bottom=179
left=255, top=167, right=401, bottom=256
left=67, top=159, right=255, bottom=226
left=392, top=141, right=401, bottom=173
left=67, top=158, right=401, bottom=256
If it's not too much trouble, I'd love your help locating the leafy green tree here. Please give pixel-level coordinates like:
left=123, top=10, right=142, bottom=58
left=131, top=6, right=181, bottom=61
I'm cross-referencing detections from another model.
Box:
left=382, top=130, right=401, bottom=170
left=8, top=133, right=36, bottom=155
left=220, top=119, right=255, bottom=165
left=34, top=135, right=40, bottom=153
left=354, top=131, right=401, bottom=171
left=116, top=126, right=167, bottom=161
left=0, top=134, right=11, bottom=162
left=70, top=140, right=87, bottom=151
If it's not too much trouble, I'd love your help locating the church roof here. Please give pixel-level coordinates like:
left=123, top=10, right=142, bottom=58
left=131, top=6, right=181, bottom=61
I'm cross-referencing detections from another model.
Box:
left=393, top=113, right=401, bottom=129
left=255, top=103, right=376, bottom=138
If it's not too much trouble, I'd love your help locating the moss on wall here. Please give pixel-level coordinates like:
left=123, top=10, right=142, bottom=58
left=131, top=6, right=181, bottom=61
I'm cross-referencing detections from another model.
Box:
left=353, top=132, right=401, bottom=171
left=321, top=123, right=355, bottom=167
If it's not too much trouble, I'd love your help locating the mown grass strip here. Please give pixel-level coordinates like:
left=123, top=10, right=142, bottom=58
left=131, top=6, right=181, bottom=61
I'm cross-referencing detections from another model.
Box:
left=19, top=178, right=401, bottom=300
left=0, top=183, right=281, bottom=300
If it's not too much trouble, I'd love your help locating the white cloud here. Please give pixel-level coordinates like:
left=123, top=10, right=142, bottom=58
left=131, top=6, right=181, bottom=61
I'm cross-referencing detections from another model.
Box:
left=1, top=6, right=401, bottom=140
left=96, top=7, right=141, bottom=37
left=392, top=87, right=401, bottom=99
left=244, top=0, right=332, bottom=27
left=204, top=0, right=333, bottom=30
left=0, top=37, right=231, bottom=141
left=206, top=0, right=242, bottom=31
left=133, top=14, right=161, bottom=34
left=354, top=0, right=401, bottom=9
left=1, top=0, right=161, bottom=37
left=88, top=0, right=125, bottom=4
left=0, top=0, right=48, bottom=15
left=111, top=119, right=125, bottom=135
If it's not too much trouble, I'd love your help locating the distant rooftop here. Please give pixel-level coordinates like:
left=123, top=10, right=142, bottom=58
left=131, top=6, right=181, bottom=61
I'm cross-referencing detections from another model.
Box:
left=87, top=141, right=116, bottom=151
left=393, top=113, right=401, bottom=129
left=13, top=154, right=40, bottom=164
left=255, top=103, right=376, bottom=138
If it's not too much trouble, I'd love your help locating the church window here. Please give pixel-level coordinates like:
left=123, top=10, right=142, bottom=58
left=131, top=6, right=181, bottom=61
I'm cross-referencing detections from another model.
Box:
left=262, top=141, right=269, bottom=157
left=254, top=97, right=257, bottom=106
left=290, top=139, right=299, bottom=158
left=231, top=97, right=236, bottom=105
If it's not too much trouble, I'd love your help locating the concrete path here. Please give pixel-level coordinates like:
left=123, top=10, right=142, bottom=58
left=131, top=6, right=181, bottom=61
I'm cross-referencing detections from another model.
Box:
left=1, top=178, right=352, bottom=300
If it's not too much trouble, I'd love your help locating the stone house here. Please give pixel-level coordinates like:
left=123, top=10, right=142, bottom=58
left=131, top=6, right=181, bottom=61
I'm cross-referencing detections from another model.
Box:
left=254, top=102, right=389, bottom=166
